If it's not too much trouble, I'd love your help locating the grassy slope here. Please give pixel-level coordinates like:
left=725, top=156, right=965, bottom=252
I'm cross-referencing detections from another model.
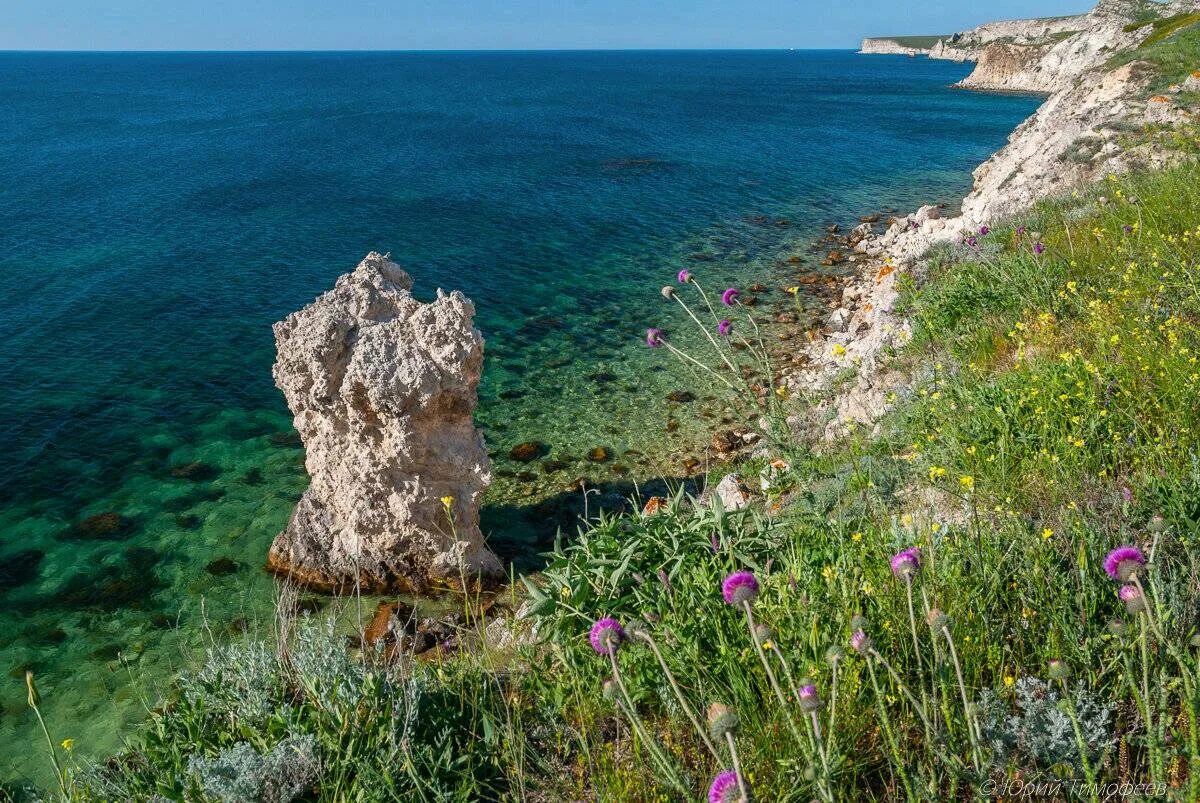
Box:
left=1110, top=12, right=1200, bottom=89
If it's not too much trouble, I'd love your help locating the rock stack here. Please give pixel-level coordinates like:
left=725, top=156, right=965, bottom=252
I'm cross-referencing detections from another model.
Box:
left=266, top=252, right=503, bottom=592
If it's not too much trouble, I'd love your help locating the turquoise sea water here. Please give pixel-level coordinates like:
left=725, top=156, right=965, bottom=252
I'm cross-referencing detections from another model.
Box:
left=0, top=50, right=1040, bottom=782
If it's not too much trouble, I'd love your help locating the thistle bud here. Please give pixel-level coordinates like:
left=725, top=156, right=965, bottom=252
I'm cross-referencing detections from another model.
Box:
left=926, top=608, right=949, bottom=630
left=707, top=702, right=740, bottom=741
left=1048, top=659, right=1071, bottom=681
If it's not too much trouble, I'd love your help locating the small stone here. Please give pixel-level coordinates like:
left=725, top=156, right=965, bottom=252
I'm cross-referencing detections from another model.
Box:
left=859, top=213, right=880, bottom=223
left=642, top=496, right=668, bottom=516
left=712, top=430, right=742, bottom=453
left=666, top=390, right=696, bottom=403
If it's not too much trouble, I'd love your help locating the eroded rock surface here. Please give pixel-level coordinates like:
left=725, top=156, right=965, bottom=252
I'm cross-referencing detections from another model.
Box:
left=267, top=252, right=502, bottom=592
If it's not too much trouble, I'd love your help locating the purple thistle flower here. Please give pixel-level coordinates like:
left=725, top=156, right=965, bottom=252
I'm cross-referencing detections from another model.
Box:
left=711, top=533, right=720, bottom=553
left=890, top=547, right=921, bottom=579
left=1033, top=241, right=1045, bottom=255
left=589, top=618, right=625, bottom=656
left=718, top=319, right=733, bottom=336
left=1122, top=224, right=1133, bottom=234
left=721, top=570, right=759, bottom=606
left=798, top=684, right=822, bottom=713
left=721, top=287, right=740, bottom=306
left=708, top=770, right=743, bottom=803
left=1119, top=583, right=1145, bottom=613
left=1104, top=546, right=1145, bottom=581
left=677, top=269, right=692, bottom=283
left=966, top=236, right=978, bottom=248
left=979, top=225, right=990, bottom=236
left=850, top=629, right=872, bottom=654
left=645, top=328, right=664, bottom=348
left=1120, top=486, right=1133, bottom=503
left=1016, top=225, right=1026, bottom=236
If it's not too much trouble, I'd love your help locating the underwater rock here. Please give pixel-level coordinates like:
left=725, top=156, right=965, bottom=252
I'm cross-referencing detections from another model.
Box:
left=509, top=441, right=547, bottom=462
left=266, top=253, right=502, bottom=593
left=666, top=390, right=696, bottom=403
left=169, top=461, right=220, bottom=481
left=587, top=447, right=610, bottom=463
left=205, top=557, right=239, bottom=576
left=269, top=430, right=304, bottom=448
left=59, top=512, right=135, bottom=541
left=0, top=549, right=44, bottom=592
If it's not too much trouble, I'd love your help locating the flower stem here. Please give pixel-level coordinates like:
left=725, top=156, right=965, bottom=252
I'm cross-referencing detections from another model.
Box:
left=724, top=730, right=751, bottom=802
left=607, top=650, right=685, bottom=792
left=742, top=601, right=803, bottom=742
left=1059, top=680, right=1099, bottom=802
left=866, top=659, right=915, bottom=801
left=940, top=625, right=983, bottom=772
left=636, top=631, right=720, bottom=761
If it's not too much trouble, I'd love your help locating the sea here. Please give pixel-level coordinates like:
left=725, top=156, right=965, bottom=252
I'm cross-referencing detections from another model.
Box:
left=0, top=49, right=1040, bottom=783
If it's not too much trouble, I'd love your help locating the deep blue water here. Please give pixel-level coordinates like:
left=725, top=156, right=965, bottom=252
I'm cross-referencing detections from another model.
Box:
left=0, top=50, right=1039, bottom=781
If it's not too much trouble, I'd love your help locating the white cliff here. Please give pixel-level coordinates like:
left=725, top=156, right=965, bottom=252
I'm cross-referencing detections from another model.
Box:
left=266, top=252, right=503, bottom=592
left=858, top=38, right=933, bottom=56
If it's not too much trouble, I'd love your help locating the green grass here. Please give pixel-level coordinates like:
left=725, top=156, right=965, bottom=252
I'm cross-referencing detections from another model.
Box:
left=13, top=159, right=1200, bottom=803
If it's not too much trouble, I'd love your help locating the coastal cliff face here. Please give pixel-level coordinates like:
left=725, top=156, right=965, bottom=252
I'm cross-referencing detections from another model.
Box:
left=803, top=0, right=1199, bottom=435
left=858, top=38, right=930, bottom=56
left=266, top=252, right=503, bottom=592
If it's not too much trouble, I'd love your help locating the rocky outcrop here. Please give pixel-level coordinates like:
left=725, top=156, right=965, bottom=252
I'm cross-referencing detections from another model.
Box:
left=858, top=38, right=932, bottom=57
left=266, top=252, right=503, bottom=592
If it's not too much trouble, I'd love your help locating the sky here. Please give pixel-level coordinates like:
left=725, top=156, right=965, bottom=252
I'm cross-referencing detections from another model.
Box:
left=5, top=0, right=1095, bottom=51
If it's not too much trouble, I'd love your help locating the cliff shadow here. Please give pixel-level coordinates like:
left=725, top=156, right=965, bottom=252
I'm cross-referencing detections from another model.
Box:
left=481, top=473, right=705, bottom=575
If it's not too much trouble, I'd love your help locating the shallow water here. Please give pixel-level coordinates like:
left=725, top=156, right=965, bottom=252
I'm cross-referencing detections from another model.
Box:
left=0, top=50, right=1040, bottom=783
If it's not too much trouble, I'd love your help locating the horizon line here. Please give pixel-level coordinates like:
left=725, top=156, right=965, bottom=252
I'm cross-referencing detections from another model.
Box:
left=0, top=46, right=865, bottom=55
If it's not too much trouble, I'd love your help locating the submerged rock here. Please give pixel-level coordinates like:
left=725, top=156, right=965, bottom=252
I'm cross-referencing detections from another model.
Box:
left=169, top=461, right=220, bottom=481
left=509, top=441, right=547, bottom=462
left=587, top=447, right=611, bottom=463
left=205, top=557, right=239, bottom=576
left=0, top=549, right=44, bottom=592
left=266, top=253, right=503, bottom=593
left=59, top=512, right=135, bottom=541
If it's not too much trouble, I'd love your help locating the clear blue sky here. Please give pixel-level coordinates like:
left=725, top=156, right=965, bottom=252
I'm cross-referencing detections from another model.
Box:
left=5, top=0, right=1094, bottom=51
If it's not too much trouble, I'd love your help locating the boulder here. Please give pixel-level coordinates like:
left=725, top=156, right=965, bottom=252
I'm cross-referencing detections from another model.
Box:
left=266, top=253, right=503, bottom=592
left=713, top=473, right=753, bottom=511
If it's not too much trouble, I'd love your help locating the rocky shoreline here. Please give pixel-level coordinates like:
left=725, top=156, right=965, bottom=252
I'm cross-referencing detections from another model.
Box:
left=806, top=0, right=1198, bottom=440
